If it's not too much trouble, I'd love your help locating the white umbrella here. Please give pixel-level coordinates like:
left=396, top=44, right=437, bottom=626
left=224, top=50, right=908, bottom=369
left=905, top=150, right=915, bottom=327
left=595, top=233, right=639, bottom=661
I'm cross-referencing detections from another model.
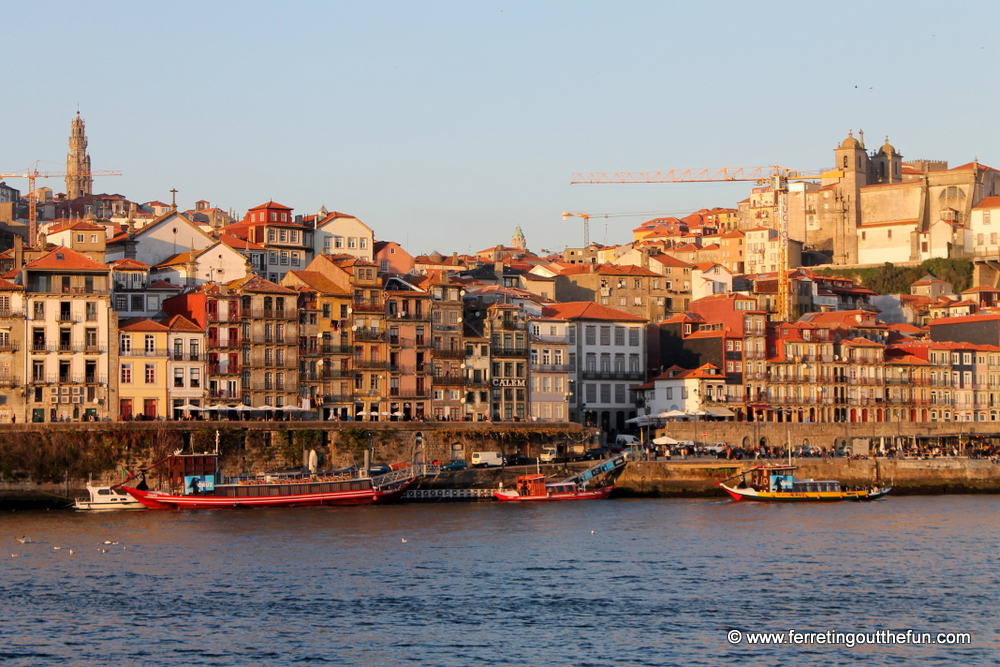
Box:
left=653, top=436, right=679, bottom=445
left=659, top=410, right=687, bottom=419
left=230, top=404, right=253, bottom=411
left=392, top=411, right=404, bottom=417
left=281, top=405, right=306, bottom=411
left=177, top=404, right=202, bottom=411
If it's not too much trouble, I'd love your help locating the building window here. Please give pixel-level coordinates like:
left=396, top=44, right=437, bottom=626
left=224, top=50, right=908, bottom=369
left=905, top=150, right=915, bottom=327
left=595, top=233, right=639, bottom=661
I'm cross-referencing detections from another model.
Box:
left=145, top=364, right=156, bottom=384
left=121, top=364, right=132, bottom=384
left=174, top=368, right=185, bottom=388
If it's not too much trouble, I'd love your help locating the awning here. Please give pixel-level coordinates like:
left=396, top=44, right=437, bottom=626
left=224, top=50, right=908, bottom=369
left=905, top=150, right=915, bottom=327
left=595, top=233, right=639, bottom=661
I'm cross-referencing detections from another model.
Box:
left=706, top=407, right=736, bottom=418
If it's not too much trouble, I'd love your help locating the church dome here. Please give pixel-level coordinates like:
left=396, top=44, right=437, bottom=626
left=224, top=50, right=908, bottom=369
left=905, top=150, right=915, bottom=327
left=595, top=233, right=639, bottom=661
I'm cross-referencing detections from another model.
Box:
left=840, top=131, right=860, bottom=149
left=879, top=136, right=897, bottom=156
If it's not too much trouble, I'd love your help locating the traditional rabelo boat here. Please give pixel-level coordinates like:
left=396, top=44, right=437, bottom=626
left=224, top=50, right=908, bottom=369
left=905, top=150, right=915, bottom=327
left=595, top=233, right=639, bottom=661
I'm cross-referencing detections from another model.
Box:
left=124, top=453, right=427, bottom=510
left=717, top=464, right=891, bottom=503
left=493, top=454, right=626, bottom=502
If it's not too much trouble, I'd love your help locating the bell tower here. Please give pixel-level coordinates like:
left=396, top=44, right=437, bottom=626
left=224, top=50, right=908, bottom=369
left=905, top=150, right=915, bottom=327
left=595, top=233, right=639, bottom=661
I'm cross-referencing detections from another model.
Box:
left=830, top=130, right=869, bottom=264
left=65, top=112, right=93, bottom=199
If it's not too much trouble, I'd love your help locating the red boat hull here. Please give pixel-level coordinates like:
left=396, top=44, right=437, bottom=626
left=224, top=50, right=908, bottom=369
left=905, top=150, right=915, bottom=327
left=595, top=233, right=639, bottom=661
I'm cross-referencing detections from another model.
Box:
left=123, top=482, right=410, bottom=510
left=493, top=485, right=614, bottom=502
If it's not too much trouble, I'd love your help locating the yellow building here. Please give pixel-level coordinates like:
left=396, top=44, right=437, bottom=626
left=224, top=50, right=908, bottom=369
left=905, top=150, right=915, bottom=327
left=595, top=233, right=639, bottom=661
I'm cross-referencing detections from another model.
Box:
left=118, top=318, right=170, bottom=420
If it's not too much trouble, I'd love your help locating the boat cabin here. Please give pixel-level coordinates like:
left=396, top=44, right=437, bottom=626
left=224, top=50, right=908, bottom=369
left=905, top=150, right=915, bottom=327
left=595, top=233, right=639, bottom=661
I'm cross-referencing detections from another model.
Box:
left=515, top=474, right=547, bottom=497
left=514, top=474, right=580, bottom=497
left=790, top=479, right=842, bottom=493
left=736, top=466, right=844, bottom=494
left=167, top=454, right=218, bottom=495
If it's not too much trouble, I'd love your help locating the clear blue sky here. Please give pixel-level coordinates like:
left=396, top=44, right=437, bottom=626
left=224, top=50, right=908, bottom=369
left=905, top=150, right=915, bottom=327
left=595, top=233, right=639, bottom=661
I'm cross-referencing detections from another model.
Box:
left=4, top=1, right=997, bottom=257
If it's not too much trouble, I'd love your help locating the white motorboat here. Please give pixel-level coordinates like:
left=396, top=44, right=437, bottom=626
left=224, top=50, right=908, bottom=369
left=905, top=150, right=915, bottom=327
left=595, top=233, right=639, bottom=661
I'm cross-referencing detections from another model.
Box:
left=73, top=483, right=146, bottom=511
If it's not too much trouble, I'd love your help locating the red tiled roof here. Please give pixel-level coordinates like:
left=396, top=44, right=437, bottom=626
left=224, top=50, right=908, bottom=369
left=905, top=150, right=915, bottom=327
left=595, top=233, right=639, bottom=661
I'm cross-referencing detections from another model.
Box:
left=163, top=314, right=203, bottom=332
left=23, top=247, right=107, bottom=272
left=109, top=258, right=151, bottom=270
left=284, top=270, right=350, bottom=295
left=541, top=302, right=647, bottom=322
left=119, top=317, right=169, bottom=333
left=558, top=263, right=660, bottom=277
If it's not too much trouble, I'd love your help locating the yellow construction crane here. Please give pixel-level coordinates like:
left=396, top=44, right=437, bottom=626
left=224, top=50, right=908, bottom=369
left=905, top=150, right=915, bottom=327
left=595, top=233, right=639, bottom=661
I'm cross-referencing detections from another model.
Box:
left=0, top=165, right=123, bottom=244
left=569, top=165, right=842, bottom=322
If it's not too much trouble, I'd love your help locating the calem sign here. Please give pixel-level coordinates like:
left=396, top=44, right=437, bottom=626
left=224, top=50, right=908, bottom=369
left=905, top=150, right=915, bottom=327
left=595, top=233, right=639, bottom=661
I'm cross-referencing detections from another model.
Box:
left=491, top=378, right=526, bottom=388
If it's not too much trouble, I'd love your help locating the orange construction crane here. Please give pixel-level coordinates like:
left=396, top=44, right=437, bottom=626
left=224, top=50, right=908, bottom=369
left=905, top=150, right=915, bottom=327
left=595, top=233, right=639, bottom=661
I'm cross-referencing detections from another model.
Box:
left=569, top=166, right=843, bottom=322
left=0, top=166, right=123, bottom=244
left=569, top=166, right=830, bottom=185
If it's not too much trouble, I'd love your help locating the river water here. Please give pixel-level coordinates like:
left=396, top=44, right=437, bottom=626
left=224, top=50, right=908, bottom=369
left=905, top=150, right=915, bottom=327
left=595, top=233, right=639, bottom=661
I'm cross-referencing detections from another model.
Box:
left=1, top=496, right=998, bottom=666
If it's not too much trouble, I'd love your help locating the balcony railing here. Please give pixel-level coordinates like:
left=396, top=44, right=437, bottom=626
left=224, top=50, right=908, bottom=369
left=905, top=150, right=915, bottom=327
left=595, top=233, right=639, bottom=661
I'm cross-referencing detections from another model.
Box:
left=208, top=364, right=241, bottom=375
left=0, top=374, right=20, bottom=386
left=578, top=370, right=645, bottom=381
left=0, top=310, right=25, bottom=319
left=431, top=347, right=465, bottom=358
left=492, top=347, right=528, bottom=357
left=389, top=388, right=430, bottom=398
left=355, top=360, right=388, bottom=369
left=387, top=311, right=430, bottom=321
left=354, top=329, right=385, bottom=342
left=497, top=320, right=526, bottom=331
left=352, top=299, right=384, bottom=313
left=0, top=342, right=20, bottom=352
left=247, top=308, right=297, bottom=320
left=431, top=374, right=466, bottom=386
left=120, top=348, right=168, bottom=357
left=171, top=352, right=202, bottom=361
left=207, top=312, right=241, bottom=323
left=320, top=393, right=353, bottom=404
left=208, top=389, right=241, bottom=400
left=530, top=363, right=574, bottom=372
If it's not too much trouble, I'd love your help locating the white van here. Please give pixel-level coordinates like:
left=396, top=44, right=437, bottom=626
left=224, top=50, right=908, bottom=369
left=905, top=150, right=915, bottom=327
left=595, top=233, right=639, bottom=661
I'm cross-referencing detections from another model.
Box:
left=615, top=435, right=640, bottom=449
left=471, top=451, right=504, bottom=468
left=539, top=446, right=558, bottom=463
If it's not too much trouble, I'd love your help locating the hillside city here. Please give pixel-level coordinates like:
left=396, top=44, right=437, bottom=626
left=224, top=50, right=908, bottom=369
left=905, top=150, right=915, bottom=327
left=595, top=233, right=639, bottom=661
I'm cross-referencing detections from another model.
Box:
left=2, top=116, right=1000, bottom=435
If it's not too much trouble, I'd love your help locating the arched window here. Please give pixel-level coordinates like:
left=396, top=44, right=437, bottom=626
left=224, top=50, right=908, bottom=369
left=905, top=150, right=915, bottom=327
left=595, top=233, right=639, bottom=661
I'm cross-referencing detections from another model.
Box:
left=843, top=155, right=848, bottom=169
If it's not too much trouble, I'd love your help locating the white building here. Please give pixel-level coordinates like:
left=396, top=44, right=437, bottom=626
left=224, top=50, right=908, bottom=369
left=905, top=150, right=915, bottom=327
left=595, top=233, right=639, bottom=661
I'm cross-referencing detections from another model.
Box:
left=314, top=212, right=375, bottom=261
left=969, top=196, right=1000, bottom=258
left=528, top=316, right=572, bottom=422
left=542, top=301, right=646, bottom=435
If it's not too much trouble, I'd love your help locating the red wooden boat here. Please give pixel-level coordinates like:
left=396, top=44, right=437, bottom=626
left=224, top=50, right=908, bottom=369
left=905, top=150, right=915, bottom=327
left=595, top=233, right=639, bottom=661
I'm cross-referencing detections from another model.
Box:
left=123, top=453, right=422, bottom=510
left=493, top=474, right=614, bottom=502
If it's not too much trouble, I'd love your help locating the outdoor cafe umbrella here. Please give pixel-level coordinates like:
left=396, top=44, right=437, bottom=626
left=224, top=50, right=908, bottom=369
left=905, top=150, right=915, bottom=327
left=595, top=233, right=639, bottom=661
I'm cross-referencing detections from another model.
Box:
left=653, top=436, right=680, bottom=445
left=177, top=404, right=202, bottom=411
left=659, top=410, right=688, bottom=419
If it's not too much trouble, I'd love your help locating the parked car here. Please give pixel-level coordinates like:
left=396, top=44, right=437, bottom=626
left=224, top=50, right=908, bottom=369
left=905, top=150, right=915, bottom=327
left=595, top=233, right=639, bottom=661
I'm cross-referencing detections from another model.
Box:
left=583, top=447, right=612, bottom=461
left=704, top=442, right=729, bottom=455
left=504, top=453, right=532, bottom=466
left=440, top=459, right=468, bottom=472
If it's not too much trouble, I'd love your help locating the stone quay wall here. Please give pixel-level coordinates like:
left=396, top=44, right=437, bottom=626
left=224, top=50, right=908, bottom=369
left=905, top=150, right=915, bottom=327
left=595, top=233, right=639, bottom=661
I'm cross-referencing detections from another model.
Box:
left=619, top=458, right=1000, bottom=497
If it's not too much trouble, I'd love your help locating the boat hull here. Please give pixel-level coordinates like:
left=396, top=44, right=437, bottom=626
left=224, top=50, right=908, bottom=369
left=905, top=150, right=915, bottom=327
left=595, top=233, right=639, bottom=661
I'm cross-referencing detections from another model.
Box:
left=720, top=483, right=891, bottom=503
left=493, top=485, right=614, bottom=502
left=123, top=482, right=411, bottom=510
